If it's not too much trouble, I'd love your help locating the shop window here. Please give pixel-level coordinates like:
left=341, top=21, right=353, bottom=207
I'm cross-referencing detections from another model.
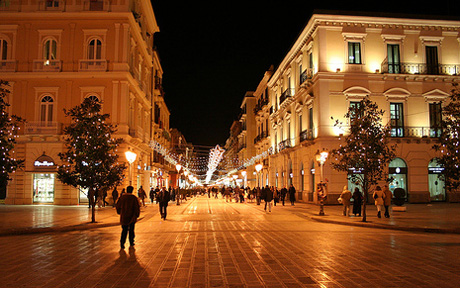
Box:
left=33, top=173, right=55, bottom=203
left=428, top=159, right=445, bottom=201
left=389, top=158, right=408, bottom=200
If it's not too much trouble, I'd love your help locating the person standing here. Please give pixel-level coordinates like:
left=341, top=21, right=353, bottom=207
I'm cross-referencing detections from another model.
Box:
left=263, top=185, right=273, bottom=212
left=149, top=187, right=155, bottom=204
left=352, top=187, right=363, bottom=217
left=273, top=187, right=279, bottom=206
left=339, top=186, right=352, bottom=216
left=383, top=185, right=392, bottom=218
left=116, top=186, right=140, bottom=249
left=288, top=184, right=296, bottom=206
left=138, top=186, right=146, bottom=207
left=112, top=187, right=119, bottom=207
left=157, top=187, right=170, bottom=220
left=102, top=189, right=109, bottom=207
left=280, top=187, right=287, bottom=206
left=373, top=186, right=385, bottom=218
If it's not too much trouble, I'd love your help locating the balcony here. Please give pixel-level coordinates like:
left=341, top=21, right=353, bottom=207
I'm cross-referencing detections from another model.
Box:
left=381, top=60, right=460, bottom=76
left=0, top=60, right=16, bottom=72
left=25, top=122, right=62, bottom=135
left=391, top=127, right=442, bottom=138
left=278, top=139, right=291, bottom=152
left=79, top=59, right=107, bottom=71
left=300, top=68, right=313, bottom=84
left=33, top=60, right=62, bottom=72
left=300, top=129, right=314, bottom=142
left=254, top=97, right=269, bottom=114
left=129, top=127, right=145, bottom=141
left=254, top=131, right=268, bottom=144
left=279, top=88, right=294, bottom=106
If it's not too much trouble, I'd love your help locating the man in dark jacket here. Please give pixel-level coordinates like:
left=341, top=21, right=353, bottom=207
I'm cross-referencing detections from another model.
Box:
left=263, top=185, right=273, bottom=212
left=157, top=187, right=170, bottom=220
left=289, top=184, right=296, bottom=206
left=116, top=186, right=140, bottom=249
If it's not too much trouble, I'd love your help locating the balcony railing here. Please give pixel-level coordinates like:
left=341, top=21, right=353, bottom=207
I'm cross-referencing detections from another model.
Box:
left=79, top=59, right=107, bottom=71
left=25, top=122, right=62, bottom=135
left=254, top=131, right=268, bottom=144
left=0, top=60, right=16, bottom=72
left=300, top=129, right=314, bottom=142
left=381, top=60, right=460, bottom=76
left=300, top=68, right=313, bottom=84
left=33, top=60, right=62, bottom=72
left=391, top=127, right=442, bottom=138
left=279, top=88, right=294, bottom=105
left=278, top=139, right=291, bottom=152
left=254, top=97, right=269, bottom=114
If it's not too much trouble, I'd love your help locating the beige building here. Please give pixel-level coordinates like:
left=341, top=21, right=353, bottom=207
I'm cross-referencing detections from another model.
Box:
left=259, top=12, right=460, bottom=203
left=0, top=0, right=171, bottom=204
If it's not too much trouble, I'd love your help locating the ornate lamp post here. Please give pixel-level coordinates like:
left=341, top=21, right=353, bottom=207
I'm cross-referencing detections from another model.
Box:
left=125, top=150, right=137, bottom=186
left=315, top=149, right=328, bottom=216
left=255, top=163, right=263, bottom=188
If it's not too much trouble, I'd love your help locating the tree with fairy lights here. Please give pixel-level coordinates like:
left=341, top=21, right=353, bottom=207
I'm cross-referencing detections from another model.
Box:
left=331, top=97, right=396, bottom=222
left=0, top=80, right=25, bottom=199
left=433, top=82, right=460, bottom=193
left=57, top=98, right=126, bottom=222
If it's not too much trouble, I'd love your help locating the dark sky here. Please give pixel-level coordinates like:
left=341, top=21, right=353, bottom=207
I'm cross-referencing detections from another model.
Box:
left=151, top=1, right=460, bottom=147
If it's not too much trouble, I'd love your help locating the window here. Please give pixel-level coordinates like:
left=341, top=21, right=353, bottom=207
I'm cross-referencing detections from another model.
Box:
left=88, top=38, right=102, bottom=60
left=390, top=103, right=404, bottom=137
left=87, top=95, right=100, bottom=102
left=0, top=39, right=7, bottom=60
left=387, top=44, right=400, bottom=74
left=40, top=95, right=54, bottom=124
left=349, top=101, right=362, bottom=126
left=429, top=102, right=442, bottom=137
left=348, top=42, right=361, bottom=64
left=43, top=39, right=57, bottom=61
left=426, top=46, right=439, bottom=75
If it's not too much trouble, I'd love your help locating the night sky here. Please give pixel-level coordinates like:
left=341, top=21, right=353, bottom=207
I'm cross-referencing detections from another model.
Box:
left=152, top=1, right=460, bottom=147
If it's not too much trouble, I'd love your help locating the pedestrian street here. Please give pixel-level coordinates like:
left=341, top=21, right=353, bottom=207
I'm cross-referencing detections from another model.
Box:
left=1, top=196, right=460, bottom=288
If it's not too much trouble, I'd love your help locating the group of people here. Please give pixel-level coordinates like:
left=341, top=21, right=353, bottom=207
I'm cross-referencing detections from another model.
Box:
left=220, top=185, right=297, bottom=208
left=339, top=185, right=393, bottom=218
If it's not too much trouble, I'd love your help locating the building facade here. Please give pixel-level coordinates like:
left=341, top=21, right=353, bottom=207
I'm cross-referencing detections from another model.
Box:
left=0, top=0, right=171, bottom=204
left=260, top=12, right=460, bottom=203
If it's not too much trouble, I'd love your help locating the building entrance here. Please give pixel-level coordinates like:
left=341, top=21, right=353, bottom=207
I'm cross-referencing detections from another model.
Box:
left=428, top=159, right=445, bottom=201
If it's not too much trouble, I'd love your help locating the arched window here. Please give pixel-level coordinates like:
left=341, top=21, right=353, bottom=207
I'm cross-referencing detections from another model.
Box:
left=43, top=39, right=57, bottom=61
left=0, top=39, right=8, bottom=60
left=40, top=95, right=54, bottom=124
left=389, top=158, right=408, bottom=196
left=87, top=95, right=100, bottom=102
left=88, top=38, right=102, bottom=60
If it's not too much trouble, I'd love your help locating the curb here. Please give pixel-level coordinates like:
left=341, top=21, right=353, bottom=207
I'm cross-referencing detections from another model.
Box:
left=310, top=216, right=460, bottom=234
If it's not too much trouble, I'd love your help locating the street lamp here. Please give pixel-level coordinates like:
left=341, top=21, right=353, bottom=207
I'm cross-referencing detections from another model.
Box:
left=315, top=149, right=328, bottom=216
left=125, top=150, right=137, bottom=186
left=241, top=171, right=247, bottom=188
left=175, top=164, right=182, bottom=205
left=255, top=163, right=263, bottom=188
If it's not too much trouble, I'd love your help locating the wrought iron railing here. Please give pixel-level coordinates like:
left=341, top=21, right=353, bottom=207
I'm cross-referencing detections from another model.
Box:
left=279, top=88, right=294, bottom=105
left=381, top=60, right=460, bottom=76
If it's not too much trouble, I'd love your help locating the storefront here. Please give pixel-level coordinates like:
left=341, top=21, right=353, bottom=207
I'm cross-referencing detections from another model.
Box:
left=389, top=158, right=408, bottom=199
left=32, top=154, right=56, bottom=204
left=428, top=159, right=445, bottom=201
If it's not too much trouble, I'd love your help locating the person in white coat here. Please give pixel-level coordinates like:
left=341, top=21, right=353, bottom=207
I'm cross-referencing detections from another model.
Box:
left=372, top=186, right=385, bottom=218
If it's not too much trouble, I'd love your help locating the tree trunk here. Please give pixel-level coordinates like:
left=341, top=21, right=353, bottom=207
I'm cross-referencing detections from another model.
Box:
left=362, top=178, right=368, bottom=222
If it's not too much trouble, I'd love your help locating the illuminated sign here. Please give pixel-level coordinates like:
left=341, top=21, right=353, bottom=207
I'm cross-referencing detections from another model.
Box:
left=428, top=167, right=444, bottom=174
left=34, top=160, right=55, bottom=167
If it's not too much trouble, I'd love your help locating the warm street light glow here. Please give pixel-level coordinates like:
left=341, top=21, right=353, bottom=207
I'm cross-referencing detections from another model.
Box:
left=255, top=163, right=263, bottom=172
left=176, top=164, right=182, bottom=173
left=232, top=174, right=238, bottom=180
left=125, top=150, right=137, bottom=164
left=241, top=171, right=247, bottom=177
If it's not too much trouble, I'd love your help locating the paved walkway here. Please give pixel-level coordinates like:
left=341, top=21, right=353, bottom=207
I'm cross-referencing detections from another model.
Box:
left=1, top=198, right=460, bottom=236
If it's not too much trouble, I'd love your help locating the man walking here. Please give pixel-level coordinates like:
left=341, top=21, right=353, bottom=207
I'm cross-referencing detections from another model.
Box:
left=116, top=186, right=140, bottom=249
left=157, top=187, right=170, bottom=220
left=263, top=185, right=273, bottom=212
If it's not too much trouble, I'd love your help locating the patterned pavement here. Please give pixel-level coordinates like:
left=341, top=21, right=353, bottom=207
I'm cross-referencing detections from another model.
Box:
left=1, top=197, right=460, bottom=288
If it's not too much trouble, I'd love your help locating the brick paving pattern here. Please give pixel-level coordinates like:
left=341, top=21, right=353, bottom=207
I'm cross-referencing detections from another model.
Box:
left=1, top=197, right=460, bottom=287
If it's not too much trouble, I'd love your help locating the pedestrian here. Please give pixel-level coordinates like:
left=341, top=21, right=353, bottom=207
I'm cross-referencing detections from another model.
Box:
left=138, top=186, right=146, bottom=207
left=373, top=186, right=385, bottom=218
left=95, top=189, right=102, bottom=208
left=102, top=189, right=109, bottom=207
left=280, top=187, right=287, bottom=206
left=263, top=185, right=273, bottom=212
left=157, top=187, right=170, bottom=220
left=352, top=187, right=363, bottom=216
left=256, top=187, right=261, bottom=205
left=116, top=185, right=140, bottom=249
left=383, top=185, right=392, bottom=218
left=149, top=187, right=155, bottom=204
left=288, top=184, right=296, bottom=206
left=112, top=187, right=118, bottom=207
left=273, top=187, right=279, bottom=206
left=339, top=185, right=352, bottom=216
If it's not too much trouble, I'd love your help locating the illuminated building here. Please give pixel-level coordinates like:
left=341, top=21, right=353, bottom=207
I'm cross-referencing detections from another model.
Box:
left=266, top=12, right=460, bottom=203
left=0, top=0, right=170, bottom=204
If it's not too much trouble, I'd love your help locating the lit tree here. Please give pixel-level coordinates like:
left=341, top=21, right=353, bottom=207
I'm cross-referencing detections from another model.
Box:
left=331, top=97, right=396, bottom=222
left=57, top=98, right=126, bottom=222
left=433, top=83, right=460, bottom=192
left=0, top=80, right=25, bottom=198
